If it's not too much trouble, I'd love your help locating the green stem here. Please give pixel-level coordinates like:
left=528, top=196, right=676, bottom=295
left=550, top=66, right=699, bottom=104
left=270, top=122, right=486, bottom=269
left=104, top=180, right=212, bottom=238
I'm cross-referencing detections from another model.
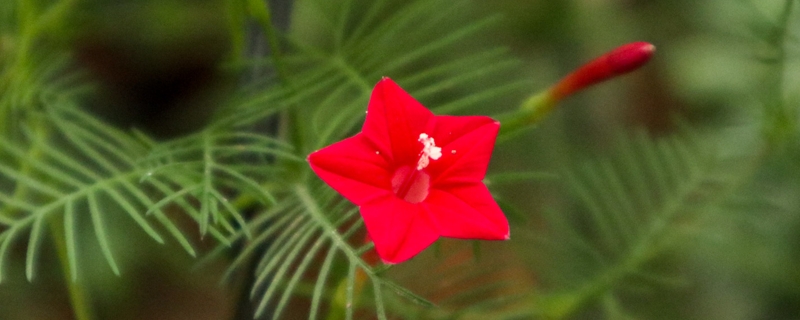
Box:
left=1, top=0, right=77, bottom=125
left=495, top=90, right=556, bottom=142
left=50, top=214, right=94, bottom=320
left=246, top=0, right=289, bottom=83
left=762, top=0, right=796, bottom=146
left=11, top=0, right=77, bottom=79
left=294, top=184, right=374, bottom=272
left=294, top=184, right=377, bottom=320
left=2, top=117, right=47, bottom=218
left=245, top=0, right=313, bottom=178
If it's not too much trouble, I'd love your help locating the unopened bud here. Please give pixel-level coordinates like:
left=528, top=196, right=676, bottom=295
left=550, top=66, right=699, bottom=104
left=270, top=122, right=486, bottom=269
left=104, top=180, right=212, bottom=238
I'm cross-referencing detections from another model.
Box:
left=498, top=42, right=655, bottom=140
left=550, top=42, right=655, bottom=101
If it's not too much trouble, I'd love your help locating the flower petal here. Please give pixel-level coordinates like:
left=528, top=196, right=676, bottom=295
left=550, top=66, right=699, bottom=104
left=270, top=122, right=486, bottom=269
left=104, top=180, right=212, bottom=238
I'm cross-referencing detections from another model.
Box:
left=362, top=78, right=434, bottom=165
left=308, top=134, right=392, bottom=205
left=361, top=195, right=439, bottom=264
left=424, top=184, right=509, bottom=240
left=426, top=116, right=500, bottom=186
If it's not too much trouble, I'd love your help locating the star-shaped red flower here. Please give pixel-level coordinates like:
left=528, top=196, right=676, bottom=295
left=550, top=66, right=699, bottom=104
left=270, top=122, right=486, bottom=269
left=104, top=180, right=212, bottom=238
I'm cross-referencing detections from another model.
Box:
left=308, top=78, right=509, bottom=264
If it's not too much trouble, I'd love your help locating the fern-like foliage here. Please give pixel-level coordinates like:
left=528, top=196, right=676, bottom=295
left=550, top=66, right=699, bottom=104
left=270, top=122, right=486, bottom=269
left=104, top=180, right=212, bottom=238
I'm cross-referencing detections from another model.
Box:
left=223, top=0, right=527, bottom=142
left=526, top=124, right=734, bottom=319
left=381, top=239, right=533, bottom=319
left=0, top=0, right=523, bottom=317
left=3, top=0, right=798, bottom=319
left=0, top=100, right=195, bottom=281
left=0, top=77, right=302, bottom=282
left=141, top=128, right=301, bottom=236
left=201, top=0, right=527, bottom=318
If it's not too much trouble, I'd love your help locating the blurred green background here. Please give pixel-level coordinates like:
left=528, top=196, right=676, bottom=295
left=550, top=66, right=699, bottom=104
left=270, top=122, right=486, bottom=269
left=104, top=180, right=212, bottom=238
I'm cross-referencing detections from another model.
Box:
left=1, top=0, right=799, bottom=319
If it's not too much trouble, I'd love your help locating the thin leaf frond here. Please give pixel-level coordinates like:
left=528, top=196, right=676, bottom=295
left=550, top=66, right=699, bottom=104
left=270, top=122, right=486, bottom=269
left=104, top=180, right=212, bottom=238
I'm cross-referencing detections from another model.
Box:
left=0, top=105, right=204, bottom=280
left=531, top=125, right=733, bottom=318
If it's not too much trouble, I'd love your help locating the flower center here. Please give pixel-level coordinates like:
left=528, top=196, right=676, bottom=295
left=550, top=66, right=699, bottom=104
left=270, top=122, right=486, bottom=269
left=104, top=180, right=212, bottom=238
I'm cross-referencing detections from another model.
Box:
left=390, top=133, right=440, bottom=203
left=391, top=166, right=430, bottom=203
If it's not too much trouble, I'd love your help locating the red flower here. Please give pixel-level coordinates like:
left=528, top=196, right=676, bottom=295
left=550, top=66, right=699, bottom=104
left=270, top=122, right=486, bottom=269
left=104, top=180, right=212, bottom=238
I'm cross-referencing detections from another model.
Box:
left=308, top=78, right=509, bottom=264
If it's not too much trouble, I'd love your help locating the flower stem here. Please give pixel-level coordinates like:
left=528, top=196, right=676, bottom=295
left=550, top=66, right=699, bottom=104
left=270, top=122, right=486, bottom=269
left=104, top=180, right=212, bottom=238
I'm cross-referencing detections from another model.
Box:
left=246, top=0, right=289, bottom=83
left=50, top=214, right=94, bottom=320
left=496, top=91, right=556, bottom=141
left=294, top=185, right=376, bottom=319
left=762, top=0, right=796, bottom=147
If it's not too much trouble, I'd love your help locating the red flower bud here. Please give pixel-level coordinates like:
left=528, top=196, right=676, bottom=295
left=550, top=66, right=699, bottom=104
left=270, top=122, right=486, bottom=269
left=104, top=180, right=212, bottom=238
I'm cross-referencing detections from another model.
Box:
left=550, top=42, right=655, bottom=101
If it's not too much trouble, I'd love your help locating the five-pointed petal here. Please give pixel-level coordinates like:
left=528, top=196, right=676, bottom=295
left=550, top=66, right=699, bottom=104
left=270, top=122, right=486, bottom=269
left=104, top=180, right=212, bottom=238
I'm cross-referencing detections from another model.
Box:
left=308, top=78, right=509, bottom=264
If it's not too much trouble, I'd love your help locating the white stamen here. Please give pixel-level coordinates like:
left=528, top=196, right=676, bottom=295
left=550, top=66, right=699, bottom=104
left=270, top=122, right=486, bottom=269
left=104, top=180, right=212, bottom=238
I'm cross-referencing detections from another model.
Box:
left=451, top=150, right=456, bottom=154
left=417, top=133, right=441, bottom=170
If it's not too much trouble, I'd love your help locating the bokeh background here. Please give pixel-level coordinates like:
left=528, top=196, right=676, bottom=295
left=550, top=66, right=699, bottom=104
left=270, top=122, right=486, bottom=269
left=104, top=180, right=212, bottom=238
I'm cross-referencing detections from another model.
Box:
left=1, top=0, right=799, bottom=319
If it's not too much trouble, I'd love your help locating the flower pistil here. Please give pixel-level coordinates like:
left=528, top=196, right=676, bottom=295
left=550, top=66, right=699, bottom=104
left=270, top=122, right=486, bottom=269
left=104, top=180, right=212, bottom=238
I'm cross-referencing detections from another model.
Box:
left=391, top=133, right=441, bottom=204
